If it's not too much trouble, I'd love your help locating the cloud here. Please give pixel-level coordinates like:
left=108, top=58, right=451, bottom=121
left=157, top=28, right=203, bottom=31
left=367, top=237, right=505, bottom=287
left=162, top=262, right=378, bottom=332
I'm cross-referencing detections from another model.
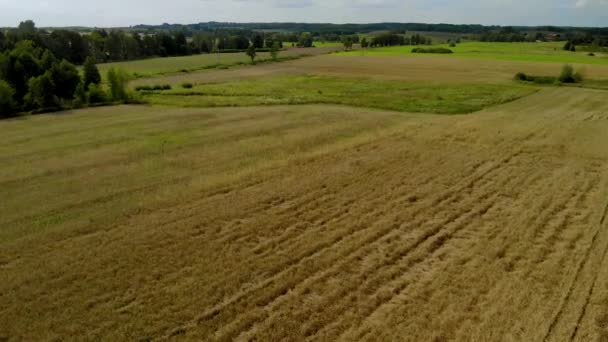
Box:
left=0, top=0, right=606, bottom=27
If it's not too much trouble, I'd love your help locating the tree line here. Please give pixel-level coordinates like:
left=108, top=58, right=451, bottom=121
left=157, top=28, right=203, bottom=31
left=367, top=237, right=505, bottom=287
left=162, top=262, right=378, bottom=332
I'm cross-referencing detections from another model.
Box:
left=0, top=20, right=314, bottom=67
left=132, top=22, right=608, bottom=37
left=368, top=33, right=433, bottom=47
left=0, top=38, right=131, bottom=117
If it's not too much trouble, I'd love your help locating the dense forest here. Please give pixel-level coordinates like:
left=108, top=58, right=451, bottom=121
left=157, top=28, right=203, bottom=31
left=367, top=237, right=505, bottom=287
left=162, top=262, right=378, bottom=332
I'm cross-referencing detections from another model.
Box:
left=0, top=21, right=135, bottom=117
left=131, top=22, right=608, bottom=38
left=0, top=21, right=296, bottom=65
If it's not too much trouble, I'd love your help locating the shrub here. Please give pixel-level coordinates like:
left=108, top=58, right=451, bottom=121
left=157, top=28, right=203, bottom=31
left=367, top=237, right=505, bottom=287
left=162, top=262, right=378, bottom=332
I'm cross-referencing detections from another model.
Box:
left=135, top=85, right=153, bottom=91
left=412, top=47, right=453, bottom=54
left=107, top=68, right=130, bottom=101
left=559, top=64, right=576, bottom=83
left=49, top=59, right=81, bottom=100
left=0, top=80, right=18, bottom=117
left=83, top=56, right=101, bottom=89
left=514, top=72, right=528, bottom=81
left=181, top=82, right=193, bottom=89
left=588, top=52, right=595, bottom=57
left=86, top=83, right=106, bottom=104
left=514, top=72, right=557, bottom=84
left=150, top=84, right=171, bottom=91
left=25, top=71, right=58, bottom=110
left=449, top=42, right=456, bottom=47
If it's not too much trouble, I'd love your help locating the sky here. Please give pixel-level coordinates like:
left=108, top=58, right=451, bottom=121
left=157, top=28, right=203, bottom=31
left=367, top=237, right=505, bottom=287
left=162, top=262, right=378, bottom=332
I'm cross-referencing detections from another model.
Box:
left=0, top=0, right=607, bottom=28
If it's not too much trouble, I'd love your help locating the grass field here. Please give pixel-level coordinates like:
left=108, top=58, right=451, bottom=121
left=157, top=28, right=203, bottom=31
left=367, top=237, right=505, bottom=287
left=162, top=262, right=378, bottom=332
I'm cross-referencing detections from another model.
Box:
left=96, top=46, right=342, bottom=78
left=3, top=39, right=608, bottom=341
left=144, top=75, right=536, bottom=114
left=130, top=51, right=608, bottom=90
left=343, top=41, right=608, bottom=65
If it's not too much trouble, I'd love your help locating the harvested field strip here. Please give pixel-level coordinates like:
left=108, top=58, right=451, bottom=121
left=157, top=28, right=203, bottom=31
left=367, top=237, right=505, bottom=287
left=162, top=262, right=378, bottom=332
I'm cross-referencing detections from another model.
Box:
left=96, top=46, right=342, bottom=78
left=130, top=54, right=608, bottom=88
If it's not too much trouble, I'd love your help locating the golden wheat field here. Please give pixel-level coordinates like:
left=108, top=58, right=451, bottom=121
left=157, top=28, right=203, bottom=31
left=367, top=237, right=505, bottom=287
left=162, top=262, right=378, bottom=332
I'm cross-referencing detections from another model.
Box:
left=1, top=84, right=608, bottom=341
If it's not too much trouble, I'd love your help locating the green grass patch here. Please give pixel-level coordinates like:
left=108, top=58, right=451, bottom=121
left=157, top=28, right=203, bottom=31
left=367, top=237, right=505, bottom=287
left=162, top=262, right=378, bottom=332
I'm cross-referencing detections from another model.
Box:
left=144, top=75, right=537, bottom=114
left=341, top=41, right=608, bottom=65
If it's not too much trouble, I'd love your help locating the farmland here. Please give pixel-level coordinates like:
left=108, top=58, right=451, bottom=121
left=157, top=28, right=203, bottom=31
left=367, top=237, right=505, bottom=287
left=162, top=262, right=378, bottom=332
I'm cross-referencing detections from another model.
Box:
left=2, top=37, right=608, bottom=342
left=96, top=46, right=342, bottom=78
left=343, top=41, right=608, bottom=65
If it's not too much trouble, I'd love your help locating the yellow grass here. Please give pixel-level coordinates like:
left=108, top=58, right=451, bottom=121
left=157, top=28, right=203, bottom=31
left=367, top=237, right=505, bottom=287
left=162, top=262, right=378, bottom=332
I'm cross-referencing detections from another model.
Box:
left=130, top=54, right=608, bottom=88
left=1, top=87, right=608, bottom=341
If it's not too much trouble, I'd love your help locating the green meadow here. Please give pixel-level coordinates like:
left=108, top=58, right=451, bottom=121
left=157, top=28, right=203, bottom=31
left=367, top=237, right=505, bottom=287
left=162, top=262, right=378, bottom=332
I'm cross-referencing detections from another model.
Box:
left=343, top=41, right=608, bottom=65
left=143, top=75, right=537, bottom=114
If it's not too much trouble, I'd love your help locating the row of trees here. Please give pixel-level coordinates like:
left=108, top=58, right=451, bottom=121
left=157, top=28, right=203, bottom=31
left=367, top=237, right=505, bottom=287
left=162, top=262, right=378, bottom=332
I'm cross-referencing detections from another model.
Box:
left=369, top=33, right=433, bottom=47
left=0, top=21, right=312, bottom=66
left=0, top=39, right=130, bottom=117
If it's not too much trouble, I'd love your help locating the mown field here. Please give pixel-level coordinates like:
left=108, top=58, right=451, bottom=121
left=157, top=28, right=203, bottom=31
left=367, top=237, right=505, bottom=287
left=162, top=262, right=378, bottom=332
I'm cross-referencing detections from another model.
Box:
left=2, top=41, right=608, bottom=341
left=96, top=46, right=342, bottom=78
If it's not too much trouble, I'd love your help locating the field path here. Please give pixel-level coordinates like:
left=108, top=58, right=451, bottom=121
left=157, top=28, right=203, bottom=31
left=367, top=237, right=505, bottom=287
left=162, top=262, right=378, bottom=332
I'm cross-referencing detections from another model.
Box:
left=1, top=88, right=607, bottom=341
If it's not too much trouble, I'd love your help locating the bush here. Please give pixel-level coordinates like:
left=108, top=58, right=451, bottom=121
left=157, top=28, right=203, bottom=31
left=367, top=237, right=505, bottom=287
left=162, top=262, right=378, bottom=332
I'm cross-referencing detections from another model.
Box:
left=135, top=85, right=153, bottom=91
left=181, top=82, right=193, bottom=89
left=25, top=71, right=58, bottom=110
left=0, top=80, right=18, bottom=117
left=50, top=59, right=81, bottom=100
left=412, top=47, right=453, bottom=54
left=514, top=72, right=557, bottom=84
left=83, top=56, right=101, bottom=89
left=559, top=64, right=576, bottom=83
left=107, top=68, right=130, bottom=101
left=514, top=72, right=528, bottom=81
left=86, top=83, right=107, bottom=104
left=588, top=52, right=595, bottom=57
left=449, top=42, right=456, bottom=47
left=150, top=84, right=171, bottom=91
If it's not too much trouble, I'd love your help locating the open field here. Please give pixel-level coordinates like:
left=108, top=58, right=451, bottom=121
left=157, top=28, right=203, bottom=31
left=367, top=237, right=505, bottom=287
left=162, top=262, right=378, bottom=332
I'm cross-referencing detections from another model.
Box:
left=1, top=86, right=608, bottom=341
left=342, top=42, right=608, bottom=65
left=3, top=36, right=608, bottom=342
left=144, top=75, right=536, bottom=114
left=130, top=53, right=608, bottom=89
left=96, top=46, right=342, bottom=78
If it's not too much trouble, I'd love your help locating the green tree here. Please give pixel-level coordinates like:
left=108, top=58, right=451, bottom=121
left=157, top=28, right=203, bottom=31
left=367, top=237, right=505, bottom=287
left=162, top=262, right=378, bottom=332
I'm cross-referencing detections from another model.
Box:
left=1, top=41, right=42, bottom=100
left=50, top=59, right=80, bottom=100
left=0, top=80, right=17, bottom=117
left=252, top=33, right=264, bottom=49
left=270, top=41, right=280, bottom=61
left=559, top=64, right=576, bottom=83
left=298, top=33, right=314, bottom=48
left=83, top=56, right=101, bottom=89
left=17, top=20, right=37, bottom=39
left=342, top=36, right=353, bottom=50
left=39, top=49, right=58, bottom=70
left=360, top=37, right=369, bottom=48
left=86, top=83, right=106, bottom=104
left=25, top=71, right=57, bottom=110
left=106, top=68, right=130, bottom=101
left=73, top=81, right=86, bottom=107
left=246, top=44, right=257, bottom=64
